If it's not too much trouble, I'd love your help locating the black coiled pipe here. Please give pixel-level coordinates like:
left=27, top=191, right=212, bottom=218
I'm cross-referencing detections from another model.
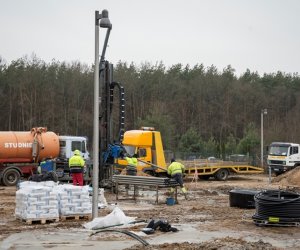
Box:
left=252, top=190, right=300, bottom=223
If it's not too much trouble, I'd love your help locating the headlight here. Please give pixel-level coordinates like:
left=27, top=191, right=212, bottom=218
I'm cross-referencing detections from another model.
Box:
left=282, top=161, right=286, bottom=165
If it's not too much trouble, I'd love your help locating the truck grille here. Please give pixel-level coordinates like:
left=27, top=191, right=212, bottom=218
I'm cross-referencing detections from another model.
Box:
left=269, top=160, right=284, bottom=165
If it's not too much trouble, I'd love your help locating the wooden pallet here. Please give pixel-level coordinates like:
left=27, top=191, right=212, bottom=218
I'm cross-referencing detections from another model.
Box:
left=17, top=216, right=59, bottom=225
left=60, top=214, right=92, bottom=221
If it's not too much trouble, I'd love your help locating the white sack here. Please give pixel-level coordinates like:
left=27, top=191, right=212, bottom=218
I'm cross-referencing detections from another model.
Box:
left=98, top=188, right=108, bottom=208
left=83, top=207, right=135, bottom=230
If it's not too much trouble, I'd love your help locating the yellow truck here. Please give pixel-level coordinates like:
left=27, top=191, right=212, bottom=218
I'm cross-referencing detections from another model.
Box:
left=117, top=127, right=264, bottom=180
left=117, top=127, right=168, bottom=176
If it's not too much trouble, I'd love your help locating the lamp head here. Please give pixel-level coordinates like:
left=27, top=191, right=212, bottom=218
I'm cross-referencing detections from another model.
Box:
left=100, top=9, right=111, bottom=28
left=263, top=109, right=267, bottom=115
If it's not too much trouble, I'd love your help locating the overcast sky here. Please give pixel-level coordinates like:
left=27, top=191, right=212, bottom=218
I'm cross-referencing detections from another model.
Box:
left=0, top=0, right=299, bottom=76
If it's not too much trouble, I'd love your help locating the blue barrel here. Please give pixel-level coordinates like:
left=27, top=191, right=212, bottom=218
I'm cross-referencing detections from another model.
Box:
left=41, top=160, right=54, bottom=172
left=166, top=197, right=175, bottom=206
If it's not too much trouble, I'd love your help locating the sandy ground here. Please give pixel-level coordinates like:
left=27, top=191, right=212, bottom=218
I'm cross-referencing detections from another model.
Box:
left=1, top=173, right=300, bottom=250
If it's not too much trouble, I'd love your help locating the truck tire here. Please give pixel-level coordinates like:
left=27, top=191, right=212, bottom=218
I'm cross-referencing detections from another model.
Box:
left=56, top=168, right=64, bottom=178
left=215, top=169, right=229, bottom=181
left=274, top=171, right=282, bottom=177
left=2, top=169, right=21, bottom=186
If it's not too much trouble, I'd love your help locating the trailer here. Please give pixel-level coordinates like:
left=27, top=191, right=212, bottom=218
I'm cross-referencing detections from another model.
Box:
left=183, top=159, right=264, bottom=181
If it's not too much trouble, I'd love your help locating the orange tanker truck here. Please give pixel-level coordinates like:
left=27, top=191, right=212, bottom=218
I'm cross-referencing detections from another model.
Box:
left=0, top=127, right=90, bottom=186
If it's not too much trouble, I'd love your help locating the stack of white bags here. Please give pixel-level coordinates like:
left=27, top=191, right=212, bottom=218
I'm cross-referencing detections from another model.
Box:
left=56, top=185, right=92, bottom=216
left=15, top=181, right=59, bottom=220
left=15, top=181, right=92, bottom=220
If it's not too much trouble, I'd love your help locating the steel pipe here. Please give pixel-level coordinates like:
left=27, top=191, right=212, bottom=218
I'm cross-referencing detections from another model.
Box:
left=112, top=175, right=179, bottom=187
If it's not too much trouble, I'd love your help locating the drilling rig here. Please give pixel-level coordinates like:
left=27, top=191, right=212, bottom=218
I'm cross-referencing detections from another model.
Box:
left=94, top=10, right=126, bottom=188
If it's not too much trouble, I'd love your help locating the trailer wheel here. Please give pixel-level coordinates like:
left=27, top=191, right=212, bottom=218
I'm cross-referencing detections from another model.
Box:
left=2, top=169, right=21, bottom=186
left=215, top=169, right=229, bottom=181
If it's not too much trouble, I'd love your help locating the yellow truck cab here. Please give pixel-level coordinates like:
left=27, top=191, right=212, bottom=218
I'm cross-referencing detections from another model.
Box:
left=118, top=127, right=167, bottom=175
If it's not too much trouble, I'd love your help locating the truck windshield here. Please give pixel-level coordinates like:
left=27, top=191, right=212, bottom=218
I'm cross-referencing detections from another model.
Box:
left=123, top=146, right=136, bottom=156
left=71, top=141, right=86, bottom=153
left=269, top=146, right=289, bottom=156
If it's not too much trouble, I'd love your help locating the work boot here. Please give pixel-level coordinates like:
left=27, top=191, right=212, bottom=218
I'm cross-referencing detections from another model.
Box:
left=181, top=187, right=188, bottom=200
left=169, top=187, right=175, bottom=198
left=184, top=193, right=189, bottom=200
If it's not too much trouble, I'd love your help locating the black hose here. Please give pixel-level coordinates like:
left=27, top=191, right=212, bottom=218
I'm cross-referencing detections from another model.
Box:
left=90, top=229, right=149, bottom=246
left=91, top=219, right=147, bottom=230
left=252, top=190, right=300, bottom=223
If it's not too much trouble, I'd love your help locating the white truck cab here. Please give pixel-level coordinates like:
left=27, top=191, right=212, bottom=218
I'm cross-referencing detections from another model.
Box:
left=58, top=136, right=90, bottom=161
left=267, top=142, right=300, bottom=175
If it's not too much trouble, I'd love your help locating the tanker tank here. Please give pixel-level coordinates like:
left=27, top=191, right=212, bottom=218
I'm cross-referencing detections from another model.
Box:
left=0, top=128, right=60, bottom=163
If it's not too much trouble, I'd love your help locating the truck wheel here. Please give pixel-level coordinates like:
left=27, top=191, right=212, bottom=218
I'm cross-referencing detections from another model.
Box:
left=274, top=172, right=281, bottom=176
left=2, top=169, right=21, bottom=186
left=56, top=168, right=64, bottom=178
left=215, top=169, right=229, bottom=181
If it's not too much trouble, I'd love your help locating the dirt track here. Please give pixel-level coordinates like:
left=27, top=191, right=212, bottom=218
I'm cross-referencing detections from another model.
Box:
left=1, top=174, right=300, bottom=249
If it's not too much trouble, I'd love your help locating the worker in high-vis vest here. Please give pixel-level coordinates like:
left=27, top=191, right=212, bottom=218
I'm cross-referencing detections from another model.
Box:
left=125, top=154, right=138, bottom=176
left=167, top=158, right=188, bottom=199
left=69, top=149, right=85, bottom=186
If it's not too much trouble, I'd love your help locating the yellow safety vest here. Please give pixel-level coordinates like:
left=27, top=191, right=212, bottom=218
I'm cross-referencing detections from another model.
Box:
left=125, top=157, right=138, bottom=168
left=168, top=162, right=185, bottom=176
left=69, top=155, right=85, bottom=172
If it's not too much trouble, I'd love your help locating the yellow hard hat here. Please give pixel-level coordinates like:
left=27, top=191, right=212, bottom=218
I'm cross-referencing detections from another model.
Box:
left=74, top=149, right=81, bottom=155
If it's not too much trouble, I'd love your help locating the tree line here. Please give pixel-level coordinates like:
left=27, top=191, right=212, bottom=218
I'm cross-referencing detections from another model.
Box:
left=0, top=55, right=299, bottom=163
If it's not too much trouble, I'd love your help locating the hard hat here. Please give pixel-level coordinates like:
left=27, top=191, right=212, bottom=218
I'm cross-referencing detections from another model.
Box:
left=74, top=149, right=81, bottom=156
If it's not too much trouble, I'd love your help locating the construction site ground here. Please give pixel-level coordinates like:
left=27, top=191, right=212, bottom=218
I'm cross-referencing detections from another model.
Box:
left=1, top=171, right=300, bottom=250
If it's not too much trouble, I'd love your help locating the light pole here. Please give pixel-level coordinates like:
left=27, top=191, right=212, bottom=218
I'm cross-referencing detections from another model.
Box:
left=92, top=9, right=111, bottom=219
left=261, top=109, right=267, bottom=168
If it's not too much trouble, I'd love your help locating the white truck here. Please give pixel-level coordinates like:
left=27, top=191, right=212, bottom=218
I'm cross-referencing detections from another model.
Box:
left=58, top=135, right=90, bottom=161
left=267, top=142, right=300, bottom=175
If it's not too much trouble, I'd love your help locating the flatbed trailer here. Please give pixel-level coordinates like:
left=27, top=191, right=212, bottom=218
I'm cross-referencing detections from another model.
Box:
left=182, top=160, right=264, bottom=181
